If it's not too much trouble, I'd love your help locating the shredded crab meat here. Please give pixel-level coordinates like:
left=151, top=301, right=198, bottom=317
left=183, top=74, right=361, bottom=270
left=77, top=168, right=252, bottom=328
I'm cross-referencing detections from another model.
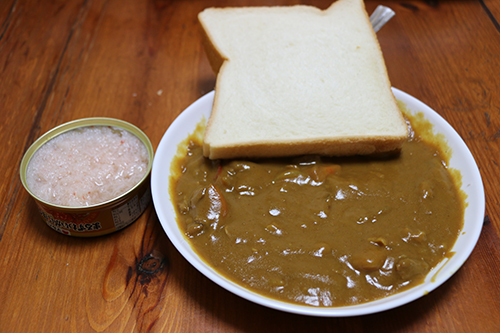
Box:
left=26, top=125, right=149, bottom=207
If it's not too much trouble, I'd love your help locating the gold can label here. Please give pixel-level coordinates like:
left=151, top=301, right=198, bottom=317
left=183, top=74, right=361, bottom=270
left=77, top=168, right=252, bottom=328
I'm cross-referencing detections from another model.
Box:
left=35, top=180, right=151, bottom=237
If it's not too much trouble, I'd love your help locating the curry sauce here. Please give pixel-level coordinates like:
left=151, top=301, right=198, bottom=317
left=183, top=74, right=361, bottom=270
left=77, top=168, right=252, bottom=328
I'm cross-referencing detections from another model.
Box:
left=170, top=116, right=464, bottom=307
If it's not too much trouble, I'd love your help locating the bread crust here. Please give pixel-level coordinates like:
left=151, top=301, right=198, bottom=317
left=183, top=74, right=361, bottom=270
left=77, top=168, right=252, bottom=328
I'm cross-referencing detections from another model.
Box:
left=198, top=16, right=226, bottom=74
left=203, top=135, right=406, bottom=160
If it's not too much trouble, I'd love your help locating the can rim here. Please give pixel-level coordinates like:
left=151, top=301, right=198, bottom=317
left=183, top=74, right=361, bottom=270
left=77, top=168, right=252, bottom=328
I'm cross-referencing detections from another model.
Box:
left=20, top=117, right=154, bottom=211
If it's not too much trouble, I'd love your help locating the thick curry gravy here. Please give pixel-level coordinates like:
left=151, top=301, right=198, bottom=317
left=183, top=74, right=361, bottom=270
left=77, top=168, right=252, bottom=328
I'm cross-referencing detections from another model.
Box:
left=170, top=116, right=464, bottom=307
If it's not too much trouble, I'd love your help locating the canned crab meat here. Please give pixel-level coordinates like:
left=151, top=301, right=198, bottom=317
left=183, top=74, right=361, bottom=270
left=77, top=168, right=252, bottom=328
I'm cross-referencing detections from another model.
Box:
left=20, top=118, right=154, bottom=237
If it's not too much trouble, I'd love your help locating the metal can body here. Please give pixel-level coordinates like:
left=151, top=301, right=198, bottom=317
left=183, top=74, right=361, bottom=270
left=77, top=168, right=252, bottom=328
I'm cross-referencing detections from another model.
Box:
left=20, top=118, right=154, bottom=237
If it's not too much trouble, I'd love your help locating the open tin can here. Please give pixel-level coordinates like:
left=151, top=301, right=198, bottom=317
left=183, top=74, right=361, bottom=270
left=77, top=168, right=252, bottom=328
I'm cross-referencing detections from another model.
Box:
left=20, top=118, right=154, bottom=237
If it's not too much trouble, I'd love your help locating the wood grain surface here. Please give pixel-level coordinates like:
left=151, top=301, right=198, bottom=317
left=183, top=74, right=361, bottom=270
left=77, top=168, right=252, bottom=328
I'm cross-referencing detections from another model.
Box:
left=1, top=0, right=499, bottom=332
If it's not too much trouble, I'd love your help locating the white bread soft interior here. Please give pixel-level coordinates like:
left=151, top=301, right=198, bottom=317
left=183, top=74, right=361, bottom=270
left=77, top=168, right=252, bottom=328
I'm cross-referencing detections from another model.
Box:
left=199, top=0, right=408, bottom=160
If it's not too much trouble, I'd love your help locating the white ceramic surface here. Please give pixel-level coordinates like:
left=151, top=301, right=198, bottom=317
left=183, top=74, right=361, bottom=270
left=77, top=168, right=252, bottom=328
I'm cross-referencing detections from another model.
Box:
left=151, top=88, right=485, bottom=317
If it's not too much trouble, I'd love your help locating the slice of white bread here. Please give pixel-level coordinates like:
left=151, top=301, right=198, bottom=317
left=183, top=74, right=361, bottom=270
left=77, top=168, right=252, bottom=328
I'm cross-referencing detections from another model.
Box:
left=199, top=0, right=408, bottom=160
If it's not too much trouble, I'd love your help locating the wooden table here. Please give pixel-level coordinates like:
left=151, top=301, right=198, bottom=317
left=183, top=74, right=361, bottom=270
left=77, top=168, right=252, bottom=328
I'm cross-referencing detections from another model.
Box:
left=1, top=0, right=499, bottom=331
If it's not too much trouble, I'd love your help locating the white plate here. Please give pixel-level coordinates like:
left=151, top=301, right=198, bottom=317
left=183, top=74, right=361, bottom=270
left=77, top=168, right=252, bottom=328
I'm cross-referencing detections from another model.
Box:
left=151, top=88, right=485, bottom=317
